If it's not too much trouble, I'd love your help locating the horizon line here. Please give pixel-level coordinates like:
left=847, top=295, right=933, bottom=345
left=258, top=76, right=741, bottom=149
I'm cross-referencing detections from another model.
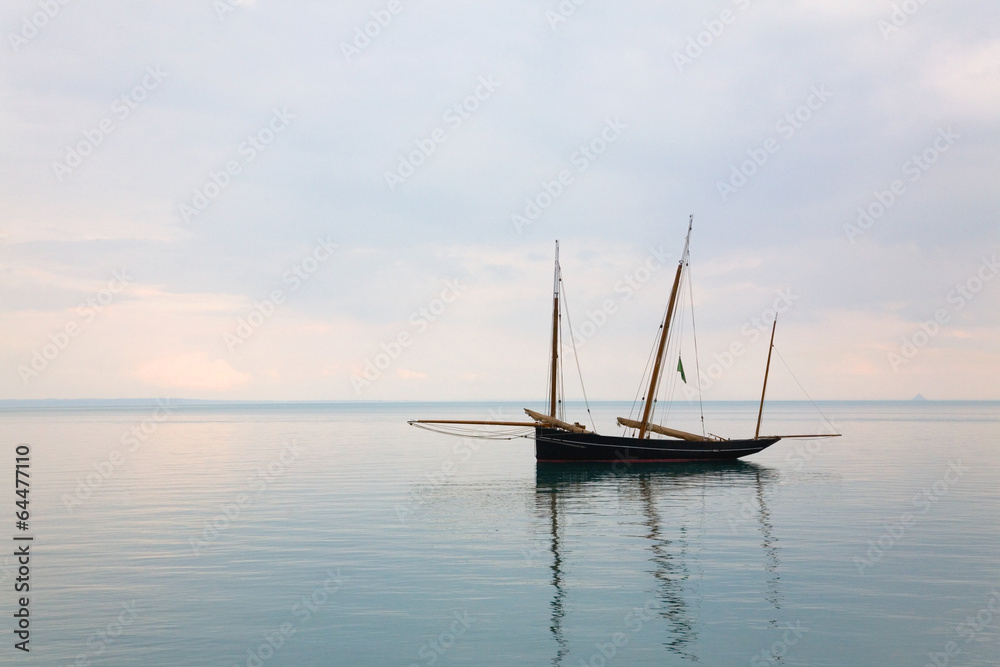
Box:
left=2, top=397, right=997, bottom=408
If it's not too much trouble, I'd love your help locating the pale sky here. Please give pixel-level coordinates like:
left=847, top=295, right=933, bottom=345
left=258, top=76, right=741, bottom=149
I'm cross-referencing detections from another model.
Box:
left=2, top=0, right=998, bottom=401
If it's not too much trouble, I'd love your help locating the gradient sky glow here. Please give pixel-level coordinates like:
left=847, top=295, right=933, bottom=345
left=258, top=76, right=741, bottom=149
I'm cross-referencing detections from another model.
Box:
left=2, top=0, right=998, bottom=401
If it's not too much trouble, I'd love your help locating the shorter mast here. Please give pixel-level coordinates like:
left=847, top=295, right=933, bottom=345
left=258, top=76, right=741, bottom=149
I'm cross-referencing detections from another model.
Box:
left=549, top=241, right=560, bottom=419
left=755, top=317, right=777, bottom=439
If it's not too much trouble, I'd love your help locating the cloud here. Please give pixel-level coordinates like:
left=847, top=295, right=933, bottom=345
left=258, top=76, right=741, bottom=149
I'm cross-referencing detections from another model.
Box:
left=135, top=352, right=250, bottom=392
left=1, top=1, right=998, bottom=400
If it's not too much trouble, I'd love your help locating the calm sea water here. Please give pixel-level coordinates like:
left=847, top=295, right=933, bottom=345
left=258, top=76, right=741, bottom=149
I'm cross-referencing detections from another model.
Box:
left=2, top=401, right=998, bottom=666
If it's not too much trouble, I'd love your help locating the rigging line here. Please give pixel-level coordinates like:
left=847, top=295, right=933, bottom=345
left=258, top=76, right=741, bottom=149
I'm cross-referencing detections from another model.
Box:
left=685, top=249, right=707, bottom=438
left=546, top=279, right=558, bottom=418
left=658, top=276, right=685, bottom=428
left=641, top=299, right=674, bottom=430
left=558, top=270, right=567, bottom=423
left=652, top=267, right=688, bottom=430
left=544, top=310, right=553, bottom=418
left=670, top=269, right=692, bottom=422
left=659, top=274, right=681, bottom=425
left=558, top=286, right=565, bottom=422
left=558, top=276, right=597, bottom=433
left=409, top=422, right=534, bottom=440
left=627, top=304, right=666, bottom=433
left=772, top=348, right=840, bottom=434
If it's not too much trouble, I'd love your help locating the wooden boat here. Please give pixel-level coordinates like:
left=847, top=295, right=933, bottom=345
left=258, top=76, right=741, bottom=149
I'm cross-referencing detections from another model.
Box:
left=410, top=217, right=838, bottom=462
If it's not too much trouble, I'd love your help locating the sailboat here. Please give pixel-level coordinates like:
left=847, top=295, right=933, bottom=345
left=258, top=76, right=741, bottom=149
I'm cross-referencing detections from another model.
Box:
left=409, top=217, right=839, bottom=462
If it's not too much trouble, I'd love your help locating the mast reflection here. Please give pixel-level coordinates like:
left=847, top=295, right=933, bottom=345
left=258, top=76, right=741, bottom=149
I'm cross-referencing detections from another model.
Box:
left=535, top=462, right=783, bottom=664
left=545, top=488, right=569, bottom=666
left=636, top=471, right=699, bottom=661
left=753, top=467, right=782, bottom=616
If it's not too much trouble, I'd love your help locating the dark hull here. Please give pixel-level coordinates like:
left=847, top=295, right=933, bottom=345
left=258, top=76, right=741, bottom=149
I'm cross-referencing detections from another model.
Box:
left=534, top=427, right=780, bottom=463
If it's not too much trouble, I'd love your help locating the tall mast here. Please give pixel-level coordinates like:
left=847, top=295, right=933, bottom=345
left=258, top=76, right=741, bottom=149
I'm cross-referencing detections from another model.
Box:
left=549, top=241, right=560, bottom=418
left=638, top=216, right=693, bottom=439
left=755, top=317, right=777, bottom=439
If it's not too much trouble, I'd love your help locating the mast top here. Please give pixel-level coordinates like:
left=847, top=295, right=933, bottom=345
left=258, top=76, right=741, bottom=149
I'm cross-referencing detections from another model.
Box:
left=553, top=240, right=560, bottom=295
left=679, top=215, right=693, bottom=266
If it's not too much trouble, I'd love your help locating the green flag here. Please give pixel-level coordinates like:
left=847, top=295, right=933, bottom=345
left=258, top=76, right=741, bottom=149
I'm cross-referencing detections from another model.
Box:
left=677, top=356, right=687, bottom=383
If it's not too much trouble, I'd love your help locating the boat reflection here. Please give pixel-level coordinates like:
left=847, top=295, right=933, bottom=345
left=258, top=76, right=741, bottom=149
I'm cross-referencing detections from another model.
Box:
left=535, top=461, right=783, bottom=665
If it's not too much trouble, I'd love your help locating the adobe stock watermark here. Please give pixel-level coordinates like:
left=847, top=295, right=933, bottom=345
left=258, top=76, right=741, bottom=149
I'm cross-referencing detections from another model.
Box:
left=673, top=0, right=756, bottom=73
left=888, top=254, right=996, bottom=372
left=7, top=0, right=72, bottom=54
left=717, top=85, right=832, bottom=201
left=395, top=434, right=482, bottom=523
left=351, top=278, right=464, bottom=393
left=384, top=75, right=501, bottom=191
left=52, top=66, right=168, bottom=181
left=515, top=453, right=638, bottom=555
left=570, top=245, right=672, bottom=348
left=921, top=588, right=1000, bottom=667
left=233, top=568, right=346, bottom=667
left=224, top=236, right=338, bottom=352
left=18, top=269, right=133, bottom=384
left=878, top=0, right=931, bottom=40
left=679, top=288, right=798, bottom=398
left=727, top=420, right=836, bottom=534
left=545, top=0, right=589, bottom=30
left=854, top=460, right=966, bottom=575
left=844, top=126, right=962, bottom=243
left=511, top=117, right=627, bottom=233
left=578, top=598, right=662, bottom=667
left=340, top=0, right=407, bottom=62
left=179, top=107, right=294, bottom=223
left=521, top=515, right=579, bottom=566
left=728, top=483, right=775, bottom=535
left=407, top=610, right=476, bottom=667
left=781, top=432, right=830, bottom=472
left=750, top=622, right=808, bottom=666
left=62, top=400, right=174, bottom=514
left=71, top=601, right=139, bottom=666
left=190, top=440, right=304, bottom=556
left=844, top=127, right=959, bottom=243
left=396, top=407, right=513, bottom=524
left=214, top=0, right=253, bottom=21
